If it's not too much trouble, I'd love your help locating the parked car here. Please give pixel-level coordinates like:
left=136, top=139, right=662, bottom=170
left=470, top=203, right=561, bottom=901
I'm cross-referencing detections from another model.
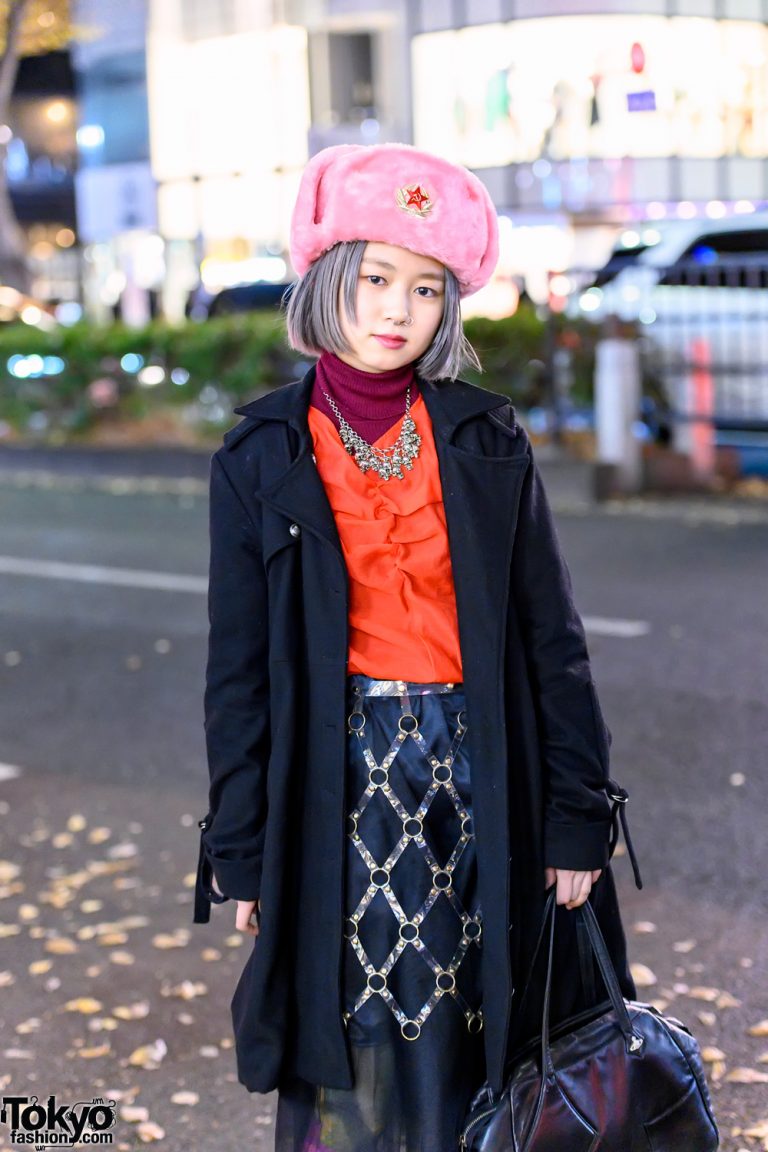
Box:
left=206, top=281, right=295, bottom=317
left=574, top=214, right=768, bottom=321
left=569, top=215, right=768, bottom=429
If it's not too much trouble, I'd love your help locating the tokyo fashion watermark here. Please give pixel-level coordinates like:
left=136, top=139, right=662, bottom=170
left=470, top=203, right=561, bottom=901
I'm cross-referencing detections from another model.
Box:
left=1, top=1094, right=116, bottom=1146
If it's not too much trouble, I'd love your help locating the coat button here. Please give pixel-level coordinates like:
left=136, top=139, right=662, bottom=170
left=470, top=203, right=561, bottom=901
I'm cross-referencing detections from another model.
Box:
left=289, top=523, right=301, bottom=538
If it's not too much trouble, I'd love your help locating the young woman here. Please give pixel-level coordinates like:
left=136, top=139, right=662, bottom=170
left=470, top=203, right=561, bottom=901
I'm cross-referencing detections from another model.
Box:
left=193, top=143, right=635, bottom=1151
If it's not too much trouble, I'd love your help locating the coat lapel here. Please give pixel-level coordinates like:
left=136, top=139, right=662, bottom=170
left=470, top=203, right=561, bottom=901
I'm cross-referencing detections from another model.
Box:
left=232, top=369, right=342, bottom=554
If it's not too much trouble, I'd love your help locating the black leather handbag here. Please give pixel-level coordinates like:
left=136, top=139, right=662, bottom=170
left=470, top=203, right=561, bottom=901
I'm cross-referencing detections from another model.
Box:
left=460, top=891, right=719, bottom=1150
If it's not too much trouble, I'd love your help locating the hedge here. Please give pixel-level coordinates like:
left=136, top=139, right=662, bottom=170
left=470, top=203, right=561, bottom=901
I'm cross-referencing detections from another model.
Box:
left=0, top=305, right=600, bottom=442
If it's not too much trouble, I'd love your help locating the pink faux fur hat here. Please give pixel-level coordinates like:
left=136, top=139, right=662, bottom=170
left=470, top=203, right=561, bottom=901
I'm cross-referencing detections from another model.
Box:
left=289, top=143, right=499, bottom=297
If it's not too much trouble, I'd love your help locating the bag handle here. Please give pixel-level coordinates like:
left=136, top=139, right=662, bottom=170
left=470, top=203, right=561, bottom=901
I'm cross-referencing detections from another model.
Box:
left=538, top=890, right=644, bottom=1083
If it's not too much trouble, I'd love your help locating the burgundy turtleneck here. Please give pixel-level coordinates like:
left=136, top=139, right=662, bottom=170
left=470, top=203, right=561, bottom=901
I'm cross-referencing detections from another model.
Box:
left=310, top=351, right=420, bottom=443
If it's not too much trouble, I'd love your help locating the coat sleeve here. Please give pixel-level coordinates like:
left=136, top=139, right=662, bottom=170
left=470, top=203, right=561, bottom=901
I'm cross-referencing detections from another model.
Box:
left=510, top=423, right=613, bottom=872
left=193, top=450, right=270, bottom=923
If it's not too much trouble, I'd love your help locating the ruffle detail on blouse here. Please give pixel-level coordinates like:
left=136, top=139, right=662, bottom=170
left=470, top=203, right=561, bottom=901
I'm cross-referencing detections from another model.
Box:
left=307, top=395, right=463, bottom=683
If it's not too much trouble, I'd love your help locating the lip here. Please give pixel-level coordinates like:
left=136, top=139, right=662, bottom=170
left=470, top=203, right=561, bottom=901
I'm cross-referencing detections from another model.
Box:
left=373, top=335, right=407, bottom=348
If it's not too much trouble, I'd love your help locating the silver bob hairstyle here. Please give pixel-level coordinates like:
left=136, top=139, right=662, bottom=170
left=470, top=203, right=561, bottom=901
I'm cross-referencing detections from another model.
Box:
left=282, top=240, right=482, bottom=381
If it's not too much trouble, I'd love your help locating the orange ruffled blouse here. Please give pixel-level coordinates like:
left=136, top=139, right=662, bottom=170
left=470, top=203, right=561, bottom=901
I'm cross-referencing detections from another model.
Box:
left=307, top=394, right=463, bottom=683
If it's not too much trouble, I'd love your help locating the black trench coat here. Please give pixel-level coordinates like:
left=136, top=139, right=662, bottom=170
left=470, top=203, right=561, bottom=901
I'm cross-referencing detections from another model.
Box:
left=192, top=364, right=636, bottom=1097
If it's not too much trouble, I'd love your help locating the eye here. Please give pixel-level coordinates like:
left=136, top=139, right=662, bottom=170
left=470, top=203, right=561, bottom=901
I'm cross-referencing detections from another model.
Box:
left=415, top=286, right=438, bottom=297
left=365, top=275, right=386, bottom=286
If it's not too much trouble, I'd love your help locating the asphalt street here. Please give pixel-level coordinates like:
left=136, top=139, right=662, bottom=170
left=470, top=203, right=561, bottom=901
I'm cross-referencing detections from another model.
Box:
left=0, top=442, right=766, bottom=1152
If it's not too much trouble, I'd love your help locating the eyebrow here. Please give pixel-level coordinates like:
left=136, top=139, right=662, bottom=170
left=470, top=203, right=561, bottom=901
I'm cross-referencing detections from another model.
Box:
left=361, top=257, right=445, bottom=283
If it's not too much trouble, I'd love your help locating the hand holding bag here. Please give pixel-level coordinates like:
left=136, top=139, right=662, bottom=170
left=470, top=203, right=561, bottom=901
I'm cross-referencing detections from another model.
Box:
left=460, top=890, right=719, bottom=1150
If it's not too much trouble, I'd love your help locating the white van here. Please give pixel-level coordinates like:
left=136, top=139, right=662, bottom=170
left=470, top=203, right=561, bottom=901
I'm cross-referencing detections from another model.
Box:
left=573, top=215, right=768, bottom=425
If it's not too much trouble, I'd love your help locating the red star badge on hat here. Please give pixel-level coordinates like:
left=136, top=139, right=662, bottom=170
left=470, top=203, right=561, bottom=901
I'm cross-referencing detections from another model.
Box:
left=396, top=182, right=433, bottom=217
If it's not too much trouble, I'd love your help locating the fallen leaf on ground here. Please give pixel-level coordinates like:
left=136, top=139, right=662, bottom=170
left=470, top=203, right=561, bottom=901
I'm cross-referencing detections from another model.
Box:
left=44, top=937, right=78, bottom=954
left=118, top=915, right=150, bottom=930
left=170, top=1091, right=198, bottom=1106
left=0, top=861, right=21, bottom=883
left=107, top=842, right=139, bottom=859
left=630, top=963, right=657, bottom=987
left=0, top=885, right=26, bottom=902
left=15, top=1019, right=41, bottom=1034
left=67, top=814, right=87, bottom=832
left=716, top=991, right=741, bottom=1009
left=710, top=1060, right=726, bottom=1083
left=112, top=1002, right=150, bottom=1021
left=744, top=1121, right=768, bottom=1138
left=701, top=1047, right=726, bottom=1063
left=0, top=924, right=21, bottom=938
left=113, top=876, right=140, bottom=890
left=672, top=940, right=697, bottom=953
left=64, top=997, right=103, bottom=1014
left=88, top=859, right=136, bottom=877
left=161, top=980, right=207, bottom=1000
left=28, top=959, right=52, bottom=975
left=108, top=951, right=135, bottom=965
left=128, top=1039, right=168, bottom=1070
left=698, top=1011, right=717, bottom=1027
left=39, top=890, right=74, bottom=909
left=152, top=930, right=190, bottom=949
left=725, top=1067, right=768, bottom=1084
left=632, top=921, right=657, bottom=934
left=73, top=1042, right=111, bottom=1059
left=120, top=1106, right=149, bottom=1123
left=0, top=971, right=16, bottom=987
left=688, top=986, right=720, bottom=1002
left=748, top=1020, right=768, bottom=1037
left=97, top=932, right=130, bottom=946
left=88, top=1018, right=119, bottom=1032
left=136, top=1121, right=165, bottom=1142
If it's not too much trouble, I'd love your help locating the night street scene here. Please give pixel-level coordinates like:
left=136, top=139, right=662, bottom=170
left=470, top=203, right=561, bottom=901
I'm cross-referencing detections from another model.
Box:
left=0, top=1, right=767, bottom=1151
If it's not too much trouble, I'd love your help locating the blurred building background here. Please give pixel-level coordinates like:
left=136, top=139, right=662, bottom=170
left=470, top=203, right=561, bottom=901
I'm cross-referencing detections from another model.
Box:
left=4, top=0, right=768, bottom=321
left=6, top=45, right=78, bottom=304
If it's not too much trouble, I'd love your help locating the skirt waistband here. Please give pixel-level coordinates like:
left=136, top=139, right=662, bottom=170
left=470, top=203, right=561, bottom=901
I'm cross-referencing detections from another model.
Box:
left=347, top=673, right=463, bottom=697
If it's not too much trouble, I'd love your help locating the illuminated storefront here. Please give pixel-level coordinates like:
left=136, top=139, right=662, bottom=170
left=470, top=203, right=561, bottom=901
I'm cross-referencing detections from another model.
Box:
left=147, top=2, right=310, bottom=318
left=414, top=17, right=768, bottom=167
left=411, top=9, right=768, bottom=300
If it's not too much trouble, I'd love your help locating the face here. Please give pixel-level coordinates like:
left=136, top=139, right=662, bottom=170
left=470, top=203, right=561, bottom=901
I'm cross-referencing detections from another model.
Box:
left=337, top=241, right=446, bottom=373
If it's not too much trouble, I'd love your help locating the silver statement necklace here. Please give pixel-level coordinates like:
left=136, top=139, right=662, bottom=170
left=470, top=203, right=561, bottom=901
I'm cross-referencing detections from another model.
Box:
left=321, top=385, right=422, bottom=481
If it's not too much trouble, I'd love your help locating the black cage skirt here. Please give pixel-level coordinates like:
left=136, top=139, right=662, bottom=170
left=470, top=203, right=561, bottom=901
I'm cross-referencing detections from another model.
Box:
left=274, top=674, right=486, bottom=1152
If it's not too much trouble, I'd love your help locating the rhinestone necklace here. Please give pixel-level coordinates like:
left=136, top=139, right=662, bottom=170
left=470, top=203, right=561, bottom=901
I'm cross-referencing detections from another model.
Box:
left=321, top=385, right=422, bottom=481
